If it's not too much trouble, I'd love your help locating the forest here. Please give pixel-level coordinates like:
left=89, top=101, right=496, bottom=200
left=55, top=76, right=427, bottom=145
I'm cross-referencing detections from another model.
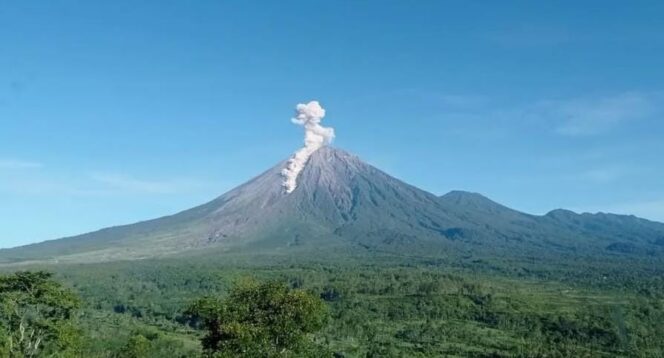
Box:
left=1, top=250, right=663, bottom=357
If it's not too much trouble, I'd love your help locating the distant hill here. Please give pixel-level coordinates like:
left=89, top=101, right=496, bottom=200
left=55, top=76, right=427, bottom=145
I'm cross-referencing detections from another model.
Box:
left=2, top=146, right=663, bottom=265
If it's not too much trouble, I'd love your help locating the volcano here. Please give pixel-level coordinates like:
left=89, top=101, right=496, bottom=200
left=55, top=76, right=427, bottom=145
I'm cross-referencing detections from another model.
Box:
left=2, top=146, right=664, bottom=264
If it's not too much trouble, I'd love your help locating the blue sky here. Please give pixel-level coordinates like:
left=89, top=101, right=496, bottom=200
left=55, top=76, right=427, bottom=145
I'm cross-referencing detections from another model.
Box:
left=1, top=1, right=664, bottom=248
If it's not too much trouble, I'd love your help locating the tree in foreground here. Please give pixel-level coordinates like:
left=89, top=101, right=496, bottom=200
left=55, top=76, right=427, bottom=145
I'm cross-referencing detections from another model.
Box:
left=186, top=279, right=329, bottom=357
left=0, top=271, right=81, bottom=357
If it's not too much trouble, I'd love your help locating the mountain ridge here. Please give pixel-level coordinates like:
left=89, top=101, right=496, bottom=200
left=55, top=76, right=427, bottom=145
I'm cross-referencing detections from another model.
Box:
left=1, top=146, right=663, bottom=265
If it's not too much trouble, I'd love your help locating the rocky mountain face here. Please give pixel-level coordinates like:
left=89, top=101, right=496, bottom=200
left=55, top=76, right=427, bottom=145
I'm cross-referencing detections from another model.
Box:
left=2, top=147, right=663, bottom=264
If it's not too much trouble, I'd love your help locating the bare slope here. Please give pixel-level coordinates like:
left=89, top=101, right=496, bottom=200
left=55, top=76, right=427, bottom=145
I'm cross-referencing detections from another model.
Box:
left=1, top=147, right=663, bottom=264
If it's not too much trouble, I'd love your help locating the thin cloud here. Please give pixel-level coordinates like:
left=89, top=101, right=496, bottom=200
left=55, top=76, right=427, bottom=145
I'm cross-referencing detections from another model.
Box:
left=88, top=172, right=215, bottom=195
left=533, top=92, right=657, bottom=136
left=411, top=91, right=661, bottom=138
left=0, top=159, right=43, bottom=169
left=1, top=168, right=220, bottom=197
left=388, top=90, right=661, bottom=139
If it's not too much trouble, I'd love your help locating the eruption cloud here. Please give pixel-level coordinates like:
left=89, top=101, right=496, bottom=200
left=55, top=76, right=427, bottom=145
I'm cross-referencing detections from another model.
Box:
left=281, top=101, right=335, bottom=193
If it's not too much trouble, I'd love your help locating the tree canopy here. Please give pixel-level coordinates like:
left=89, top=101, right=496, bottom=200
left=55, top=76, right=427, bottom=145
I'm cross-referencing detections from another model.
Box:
left=0, top=271, right=81, bottom=357
left=186, top=279, right=329, bottom=357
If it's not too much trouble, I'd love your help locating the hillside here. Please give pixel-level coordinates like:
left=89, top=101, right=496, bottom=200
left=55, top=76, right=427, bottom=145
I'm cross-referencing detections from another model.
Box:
left=1, top=147, right=663, bottom=265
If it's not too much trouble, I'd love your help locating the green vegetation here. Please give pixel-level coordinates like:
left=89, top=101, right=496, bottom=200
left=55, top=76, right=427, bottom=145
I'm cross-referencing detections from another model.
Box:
left=186, top=279, right=328, bottom=357
left=0, top=271, right=81, bottom=357
left=1, top=251, right=661, bottom=357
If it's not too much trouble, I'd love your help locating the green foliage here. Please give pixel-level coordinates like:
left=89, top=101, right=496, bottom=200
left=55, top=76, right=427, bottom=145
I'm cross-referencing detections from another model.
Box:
left=186, top=279, right=329, bottom=357
left=0, top=271, right=81, bottom=357
left=118, top=333, right=151, bottom=358
left=2, top=252, right=663, bottom=357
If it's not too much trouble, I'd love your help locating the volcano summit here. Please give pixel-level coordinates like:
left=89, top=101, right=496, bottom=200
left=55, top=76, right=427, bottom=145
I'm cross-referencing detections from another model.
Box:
left=1, top=145, right=663, bottom=265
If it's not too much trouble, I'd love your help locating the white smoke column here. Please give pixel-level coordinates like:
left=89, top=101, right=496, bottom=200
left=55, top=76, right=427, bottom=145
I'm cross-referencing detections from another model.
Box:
left=281, top=101, right=335, bottom=193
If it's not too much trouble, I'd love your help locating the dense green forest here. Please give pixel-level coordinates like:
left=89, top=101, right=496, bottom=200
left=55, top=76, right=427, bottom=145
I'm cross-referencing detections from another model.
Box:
left=2, top=251, right=662, bottom=357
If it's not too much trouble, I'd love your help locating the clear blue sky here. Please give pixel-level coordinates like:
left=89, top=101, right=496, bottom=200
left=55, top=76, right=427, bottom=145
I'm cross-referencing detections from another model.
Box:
left=2, top=1, right=663, bottom=249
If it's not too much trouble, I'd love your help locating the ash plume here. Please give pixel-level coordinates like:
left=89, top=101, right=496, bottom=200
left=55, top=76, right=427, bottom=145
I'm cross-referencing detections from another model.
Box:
left=281, top=101, right=335, bottom=193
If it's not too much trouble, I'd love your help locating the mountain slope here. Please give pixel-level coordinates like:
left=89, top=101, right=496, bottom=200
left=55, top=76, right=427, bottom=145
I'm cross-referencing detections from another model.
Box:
left=1, top=147, right=663, bottom=264
left=543, top=209, right=664, bottom=253
left=0, top=148, right=460, bottom=263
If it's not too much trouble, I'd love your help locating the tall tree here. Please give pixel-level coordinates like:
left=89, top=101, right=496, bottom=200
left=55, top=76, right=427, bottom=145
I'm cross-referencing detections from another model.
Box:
left=186, top=279, right=329, bottom=357
left=0, top=271, right=81, bottom=357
